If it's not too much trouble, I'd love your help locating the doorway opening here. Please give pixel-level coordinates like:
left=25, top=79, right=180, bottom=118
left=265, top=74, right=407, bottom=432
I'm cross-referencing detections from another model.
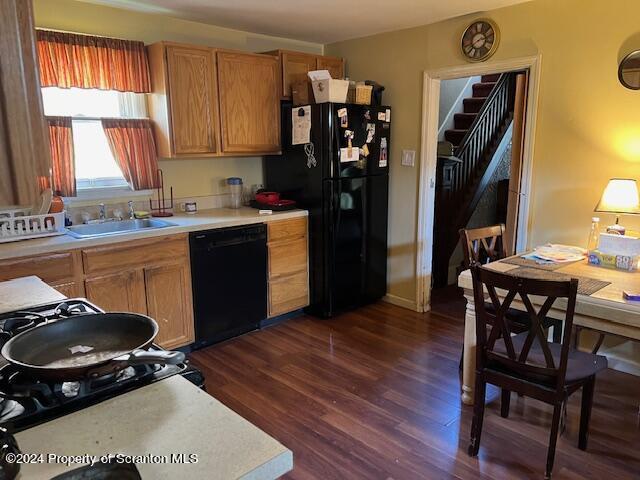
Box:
left=415, top=56, right=541, bottom=313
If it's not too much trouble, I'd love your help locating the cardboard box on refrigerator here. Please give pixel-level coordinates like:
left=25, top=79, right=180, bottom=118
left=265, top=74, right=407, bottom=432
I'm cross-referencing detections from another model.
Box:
left=308, top=70, right=348, bottom=103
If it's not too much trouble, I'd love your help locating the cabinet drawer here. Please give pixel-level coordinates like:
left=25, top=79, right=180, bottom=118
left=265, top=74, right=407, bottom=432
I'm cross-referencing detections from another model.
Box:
left=269, top=237, right=307, bottom=279
left=82, top=235, right=188, bottom=275
left=0, top=251, right=80, bottom=284
left=267, top=217, right=307, bottom=243
left=269, top=271, right=308, bottom=317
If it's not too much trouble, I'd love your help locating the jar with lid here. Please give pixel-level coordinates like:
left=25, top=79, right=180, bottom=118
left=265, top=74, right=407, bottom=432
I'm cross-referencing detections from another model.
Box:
left=227, top=177, right=243, bottom=209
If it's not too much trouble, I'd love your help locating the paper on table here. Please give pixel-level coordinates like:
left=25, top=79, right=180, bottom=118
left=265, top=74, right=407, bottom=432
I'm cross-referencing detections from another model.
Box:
left=292, top=106, right=311, bottom=145
left=531, top=244, right=587, bottom=263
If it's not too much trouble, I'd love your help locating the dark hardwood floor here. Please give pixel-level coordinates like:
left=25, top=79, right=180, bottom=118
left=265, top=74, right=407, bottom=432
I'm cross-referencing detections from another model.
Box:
left=189, top=296, right=640, bottom=479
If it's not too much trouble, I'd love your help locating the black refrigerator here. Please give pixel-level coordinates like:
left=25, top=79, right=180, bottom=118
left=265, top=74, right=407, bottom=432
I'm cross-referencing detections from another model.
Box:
left=264, top=103, right=390, bottom=317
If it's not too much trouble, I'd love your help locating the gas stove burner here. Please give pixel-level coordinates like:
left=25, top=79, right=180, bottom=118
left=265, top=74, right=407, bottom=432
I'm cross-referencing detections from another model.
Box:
left=0, top=300, right=92, bottom=341
left=0, top=311, right=46, bottom=338
left=53, top=301, right=90, bottom=317
left=0, top=298, right=202, bottom=433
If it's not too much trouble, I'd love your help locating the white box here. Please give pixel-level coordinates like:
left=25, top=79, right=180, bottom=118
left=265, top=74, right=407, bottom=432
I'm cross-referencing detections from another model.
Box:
left=598, top=232, right=640, bottom=256
left=308, top=70, right=348, bottom=103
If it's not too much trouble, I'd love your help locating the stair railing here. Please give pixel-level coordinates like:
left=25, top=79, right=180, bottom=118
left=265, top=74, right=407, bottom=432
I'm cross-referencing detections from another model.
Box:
left=448, top=73, right=516, bottom=208
left=432, top=72, right=517, bottom=287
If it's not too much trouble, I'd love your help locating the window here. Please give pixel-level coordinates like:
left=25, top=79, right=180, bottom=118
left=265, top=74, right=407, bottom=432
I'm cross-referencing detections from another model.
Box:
left=41, top=87, right=148, bottom=192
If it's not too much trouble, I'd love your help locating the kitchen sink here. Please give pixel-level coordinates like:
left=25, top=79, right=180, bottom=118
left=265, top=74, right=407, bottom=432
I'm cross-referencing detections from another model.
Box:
left=65, top=219, right=176, bottom=238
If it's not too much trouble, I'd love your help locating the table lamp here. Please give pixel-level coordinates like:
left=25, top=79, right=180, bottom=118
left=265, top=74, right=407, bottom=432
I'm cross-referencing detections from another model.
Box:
left=594, top=178, right=640, bottom=235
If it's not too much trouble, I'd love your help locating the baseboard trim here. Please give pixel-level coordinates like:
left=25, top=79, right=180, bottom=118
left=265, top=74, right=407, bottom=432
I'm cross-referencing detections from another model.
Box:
left=382, top=294, right=423, bottom=312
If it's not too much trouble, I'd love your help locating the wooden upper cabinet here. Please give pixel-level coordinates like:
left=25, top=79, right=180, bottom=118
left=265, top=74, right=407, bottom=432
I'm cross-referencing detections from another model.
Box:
left=280, top=51, right=317, bottom=98
left=147, top=42, right=219, bottom=158
left=264, top=50, right=345, bottom=99
left=166, top=46, right=218, bottom=155
left=316, top=56, right=344, bottom=82
left=216, top=51, right=280, bottom=154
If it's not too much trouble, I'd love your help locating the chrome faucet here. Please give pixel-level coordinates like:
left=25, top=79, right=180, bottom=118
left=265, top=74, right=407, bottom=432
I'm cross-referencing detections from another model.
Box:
left=128, top=201, right=135, bottom=220
left=98, top=203, right=106, bottom=220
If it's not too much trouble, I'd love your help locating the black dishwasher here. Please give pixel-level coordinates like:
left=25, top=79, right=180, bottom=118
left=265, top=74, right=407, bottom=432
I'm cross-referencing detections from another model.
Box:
left=190, top=224, right=267, bottom=349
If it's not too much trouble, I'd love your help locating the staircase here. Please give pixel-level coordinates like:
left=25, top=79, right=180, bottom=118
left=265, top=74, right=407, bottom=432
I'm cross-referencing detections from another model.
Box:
left=443, top=74, right=501, bottom=148
left=433, top=73, right=516, bottom=288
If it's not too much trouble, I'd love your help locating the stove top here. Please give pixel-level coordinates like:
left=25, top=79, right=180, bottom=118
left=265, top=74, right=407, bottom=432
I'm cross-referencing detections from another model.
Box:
left=0, top=299, right=203, bottom=433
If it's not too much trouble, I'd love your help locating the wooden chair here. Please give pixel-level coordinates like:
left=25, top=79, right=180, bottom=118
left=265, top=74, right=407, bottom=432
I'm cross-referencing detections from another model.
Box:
left=468, top=265, right=607, bottom=479
left=459, top=225, right=563, bottom=344
left=460, top=224, right=508, bottom=267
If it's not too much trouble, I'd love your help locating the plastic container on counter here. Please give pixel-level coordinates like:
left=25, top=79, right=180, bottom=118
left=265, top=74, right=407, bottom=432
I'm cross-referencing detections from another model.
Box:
left=227, top=177, right=243, bottom=209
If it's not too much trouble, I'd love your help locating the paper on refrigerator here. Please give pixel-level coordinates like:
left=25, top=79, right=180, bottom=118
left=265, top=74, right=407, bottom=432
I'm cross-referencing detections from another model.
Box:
left=292, top=106, right=311, bottom=145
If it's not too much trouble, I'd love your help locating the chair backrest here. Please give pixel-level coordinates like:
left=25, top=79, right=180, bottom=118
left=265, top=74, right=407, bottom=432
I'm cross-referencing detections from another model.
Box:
left=470, top=264, right=578, bottom=392
left=459, top=224, right=507, bottom=269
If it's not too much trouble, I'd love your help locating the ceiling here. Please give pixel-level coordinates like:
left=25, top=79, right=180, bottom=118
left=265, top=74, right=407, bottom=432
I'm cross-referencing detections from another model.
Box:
left=79, top=0, right=531, bottom=44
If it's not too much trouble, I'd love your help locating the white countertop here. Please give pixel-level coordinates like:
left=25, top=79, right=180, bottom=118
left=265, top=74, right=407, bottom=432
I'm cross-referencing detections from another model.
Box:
left=0, top=276, right=66, bottom=314
left=15, top=375, right=293, bottom=480
left=0, top=207, right=307, bottom=260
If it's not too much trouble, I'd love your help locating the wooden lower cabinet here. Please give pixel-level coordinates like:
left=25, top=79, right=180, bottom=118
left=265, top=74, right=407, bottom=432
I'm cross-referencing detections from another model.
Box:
left=268, top=237, right=307, bottom=279
left=144, top=262, right=194, bottom=349
left=269, top=271, right=309, bottom=317
left=267, top=217, right=310, bottom=317
left=2, top=220, right=310, bottom=346
left=0, top=250, right=85, bottom=298
left=82, top=235, right=195, bottom=349
left=0, top=234, right=195, bottom=349
left=84, top=270, right=147, bottom=315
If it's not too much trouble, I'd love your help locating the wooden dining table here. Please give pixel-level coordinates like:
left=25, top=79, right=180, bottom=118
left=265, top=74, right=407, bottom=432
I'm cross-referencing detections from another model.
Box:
left=457, top=256, right=640, bottom=405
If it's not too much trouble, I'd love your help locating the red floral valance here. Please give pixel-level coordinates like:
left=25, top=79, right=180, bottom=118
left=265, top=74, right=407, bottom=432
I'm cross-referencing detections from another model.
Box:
left=37, top=30, right=151, bottom=93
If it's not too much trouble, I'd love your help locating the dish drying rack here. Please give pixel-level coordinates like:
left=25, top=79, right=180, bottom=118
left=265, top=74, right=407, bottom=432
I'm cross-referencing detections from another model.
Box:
left=0, top=208, right=66, bottom=243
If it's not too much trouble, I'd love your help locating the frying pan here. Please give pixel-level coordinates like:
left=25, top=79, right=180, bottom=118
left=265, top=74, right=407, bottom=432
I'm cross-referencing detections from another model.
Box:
left=0, top=312, right=185, bottom=382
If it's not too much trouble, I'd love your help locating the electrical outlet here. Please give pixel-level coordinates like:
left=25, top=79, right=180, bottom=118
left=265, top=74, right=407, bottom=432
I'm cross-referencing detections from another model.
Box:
left=401, top=149, right=416, bottom=167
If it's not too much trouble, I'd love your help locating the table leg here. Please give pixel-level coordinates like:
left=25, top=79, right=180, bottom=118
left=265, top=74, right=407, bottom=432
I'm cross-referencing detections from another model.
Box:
left=462, top=290, right=477, bottom=405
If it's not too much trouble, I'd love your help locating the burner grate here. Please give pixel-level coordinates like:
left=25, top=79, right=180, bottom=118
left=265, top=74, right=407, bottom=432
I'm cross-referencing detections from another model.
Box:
left=0, top=298, right=199, bottom=433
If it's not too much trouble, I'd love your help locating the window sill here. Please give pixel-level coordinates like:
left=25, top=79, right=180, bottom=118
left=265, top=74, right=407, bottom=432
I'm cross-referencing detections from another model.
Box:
left=63, top=187, right=154, bottom=207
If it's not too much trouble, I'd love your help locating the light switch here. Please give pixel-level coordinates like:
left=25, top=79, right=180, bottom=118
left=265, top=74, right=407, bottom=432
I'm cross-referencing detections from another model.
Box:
left=401, top=149, right=416, bottom=167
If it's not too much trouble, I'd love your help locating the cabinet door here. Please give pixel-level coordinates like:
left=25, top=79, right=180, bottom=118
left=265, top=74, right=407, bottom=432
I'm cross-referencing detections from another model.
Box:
left=316, top=56, right=344, bottom=80
left=144, top=262, right=194, bottom=349
left=166, top=46, right=217, bottom=155
left=51, top=281, right=84, bottom=298
left=85, top=270, right=147, bottom=314
left=281, top=51, right=317, bottom=98
left=217, top=51, right=280, bottom=154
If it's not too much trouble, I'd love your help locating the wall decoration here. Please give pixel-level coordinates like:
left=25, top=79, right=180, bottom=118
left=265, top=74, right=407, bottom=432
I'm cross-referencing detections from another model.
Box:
left=461, top=19, right=499, bottom=62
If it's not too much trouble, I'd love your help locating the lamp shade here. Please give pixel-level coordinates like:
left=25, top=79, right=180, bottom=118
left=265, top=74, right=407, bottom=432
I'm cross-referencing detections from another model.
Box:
left=595, top=178, right=640, bottom=214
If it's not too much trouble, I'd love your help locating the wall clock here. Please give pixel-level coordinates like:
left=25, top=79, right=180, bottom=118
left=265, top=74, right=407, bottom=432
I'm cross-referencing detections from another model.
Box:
left=461, top=19, right=499, bottom=62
